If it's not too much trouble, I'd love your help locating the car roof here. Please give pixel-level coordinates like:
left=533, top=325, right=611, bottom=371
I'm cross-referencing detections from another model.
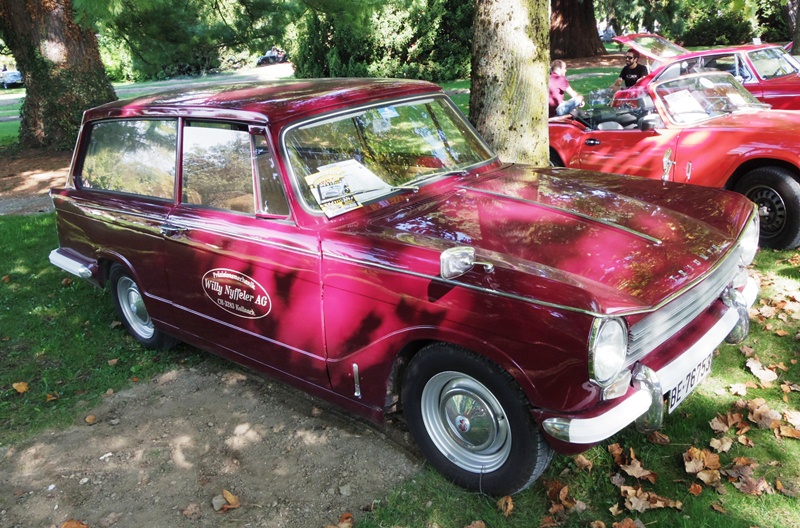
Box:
left=83, top=78, right=443, bottom=125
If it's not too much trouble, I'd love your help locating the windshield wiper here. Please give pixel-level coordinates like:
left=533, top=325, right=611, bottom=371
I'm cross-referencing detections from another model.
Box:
left=318, top=185, right=418, bottom=205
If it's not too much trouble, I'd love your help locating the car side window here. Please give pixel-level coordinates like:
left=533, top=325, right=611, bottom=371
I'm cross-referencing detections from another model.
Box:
left=254, top=135, right=290, bottom=216
left=80, top=119, right=177, bottom=200
left=181, top=121, right=255, bottom=213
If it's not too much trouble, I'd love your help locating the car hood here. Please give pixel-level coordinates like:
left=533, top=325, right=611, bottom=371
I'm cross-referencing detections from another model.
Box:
left=613, top=33, right=689, bottom=63
left=328, top=165, right=750, bottom=315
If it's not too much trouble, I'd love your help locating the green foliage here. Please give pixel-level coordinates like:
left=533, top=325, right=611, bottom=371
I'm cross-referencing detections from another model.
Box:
left=97, top=33, right=135, bottom=82
left=292, top=0, right=472, bottom=82
left=76, top=0, right=300, bottom=80
left=683, top=10, right=755, bottom=46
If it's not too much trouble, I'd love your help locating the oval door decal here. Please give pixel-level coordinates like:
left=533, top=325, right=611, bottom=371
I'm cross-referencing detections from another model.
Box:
left=202, top=268, right=272, bottom=319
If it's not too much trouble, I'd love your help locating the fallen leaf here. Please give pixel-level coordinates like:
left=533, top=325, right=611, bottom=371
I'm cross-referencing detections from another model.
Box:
left=335, top=512, right=354, bottom=528
left=12, top=382, right=29, bottom=394
left=497, top=495, right=513, bottom=517
left=779, top=425, right=800, bottom=439
left=85, top=415, right=97, bottom=425
left=1, top=274, right=10, bottom=283
left=613, top=520, right=645, bottom=528
left=746, top=358, right=778, bottom=384
left=61, top=278, right=73, bottom=287
left=620, top=485, right=682, bottom=512
left=710, top=437, right=733, bottom=453
left=609, top=503, right=624, bottom=516
left=574, top=454, right=593, bottom=472
left=60, top=521, right=90, bottom=528
left=647, top=431, right=670, bottom=445
left=108, top=358, right=119, bottom=366
left=711, top=502, right=727, bottom=514
left=729, top=383, right=748, bottom=396
left=221, top=489, right=240, bottom=511
left=697, top=469, right=721, bottom=485
left=733, top=476, right=774, bottom=496
left=689, top=482, right=703, bottom=496
left=539, top=516, right=558, bottom=528
left=785, top=410, right=800, bottom=428
left=709, top=414, right=731, bottom=433
left=46, top=393, right=59, bottom=402
left=590, top=522, right=606, bottom=528
left=738, top=435, right=754, bottom=447
left=608, top=443, right=625, bottom=465
left=620, top=459, right=657, bottom=483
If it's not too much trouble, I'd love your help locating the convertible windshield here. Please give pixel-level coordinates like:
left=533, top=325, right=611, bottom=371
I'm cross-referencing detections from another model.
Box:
left=748, top=47, right=800, bottom=79
left=653, top=72, right=767, bottom=125
left=284, top=96, right=494, bottom=217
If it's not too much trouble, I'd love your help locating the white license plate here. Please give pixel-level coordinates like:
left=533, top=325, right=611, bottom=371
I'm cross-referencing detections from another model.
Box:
left=666, top=352, right=713, bottom=413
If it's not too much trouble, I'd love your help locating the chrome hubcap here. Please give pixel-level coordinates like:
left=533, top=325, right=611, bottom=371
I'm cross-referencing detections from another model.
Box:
left=421, top=372, right=511, bottom=473
left=117, top=276, right=154, bottom=339
left=749, top=185, right=786, bottom=237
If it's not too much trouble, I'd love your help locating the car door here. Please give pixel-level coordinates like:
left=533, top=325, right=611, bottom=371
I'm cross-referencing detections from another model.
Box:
left=68, top=118, right=178, bottom=324
left=575, top=126, right=681, bottom=181
left=162, top=120, right=328, bottom=385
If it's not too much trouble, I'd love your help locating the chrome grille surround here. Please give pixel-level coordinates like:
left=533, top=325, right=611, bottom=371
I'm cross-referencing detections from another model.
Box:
left=626, top=245, right=742, bottom=363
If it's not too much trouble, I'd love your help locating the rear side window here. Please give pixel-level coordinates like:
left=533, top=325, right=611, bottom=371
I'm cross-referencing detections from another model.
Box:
left=80, top=120, right=177, bottom=200
left=181, top=122, right=255, bottom=213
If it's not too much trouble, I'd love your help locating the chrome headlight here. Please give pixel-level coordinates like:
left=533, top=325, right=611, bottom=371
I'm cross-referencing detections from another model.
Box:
left=739, top=209, right=759, bottom=266
left=590, top=318, right=628, bottom=387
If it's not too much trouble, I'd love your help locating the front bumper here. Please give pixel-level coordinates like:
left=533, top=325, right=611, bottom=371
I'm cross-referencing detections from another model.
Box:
left=541, top=277, right=757, bottom=446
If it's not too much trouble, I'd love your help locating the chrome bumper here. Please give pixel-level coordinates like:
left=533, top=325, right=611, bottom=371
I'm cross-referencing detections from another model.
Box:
left=49, top=249, right=95, bottom=279
left=542, top=277, right=757, bottom=445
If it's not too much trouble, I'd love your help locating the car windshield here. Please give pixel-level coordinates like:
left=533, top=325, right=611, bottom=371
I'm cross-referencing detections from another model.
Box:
left=747, top=47, right=800, bottom=79
left=284, top=95, right=495, bottom=217
left=653, top=72, right=767, bottom=125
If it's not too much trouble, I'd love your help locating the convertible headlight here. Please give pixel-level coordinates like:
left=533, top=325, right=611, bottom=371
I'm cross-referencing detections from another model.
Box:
left=590, top=318, right=628, bottom=387
left=739, top=210, right=759, bottom=267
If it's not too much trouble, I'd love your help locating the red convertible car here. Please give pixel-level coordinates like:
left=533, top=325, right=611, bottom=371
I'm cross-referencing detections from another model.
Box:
left=613, top=33, right=800, bottom=110
left=550, top=71, right=800, bottom=249
left=51, top=78, right=757, bottom=495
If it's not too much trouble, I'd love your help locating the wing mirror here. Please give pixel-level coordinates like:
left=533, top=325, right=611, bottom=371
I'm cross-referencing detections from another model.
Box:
left=440, top=247, right=495, bottom=279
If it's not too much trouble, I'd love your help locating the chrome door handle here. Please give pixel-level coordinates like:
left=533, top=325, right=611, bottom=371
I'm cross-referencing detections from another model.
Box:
left=585, top=139, right=600, bottom=146
left=160, top=224, right=186, bottom=237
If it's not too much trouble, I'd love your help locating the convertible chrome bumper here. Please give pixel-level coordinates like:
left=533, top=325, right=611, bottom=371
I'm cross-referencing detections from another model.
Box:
left=542, top=277, right=757, bottom=445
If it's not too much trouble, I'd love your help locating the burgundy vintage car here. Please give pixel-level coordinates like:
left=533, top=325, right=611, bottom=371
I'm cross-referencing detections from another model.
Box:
left=613, top=33, right=800, bottom=110
left=50, top=79, right=758, bottom=495
left=551, top=71, right=800, bottom=250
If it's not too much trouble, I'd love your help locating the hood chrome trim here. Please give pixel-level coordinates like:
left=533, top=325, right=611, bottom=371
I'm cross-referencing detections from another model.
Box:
left=459, top=185, right=664, bottom=245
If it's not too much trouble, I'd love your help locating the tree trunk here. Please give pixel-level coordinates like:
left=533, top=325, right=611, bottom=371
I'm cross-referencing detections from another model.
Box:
left=550, top=0, right=605, bottom=59
left=470, top=0, right=549, bottom=165
left=0, top=0, right=116, bottom=149
left=786, top=0, right=800, bottom=55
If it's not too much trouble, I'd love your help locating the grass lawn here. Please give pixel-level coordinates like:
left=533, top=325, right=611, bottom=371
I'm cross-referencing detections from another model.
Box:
left=2, top=64, right=800, bottom=528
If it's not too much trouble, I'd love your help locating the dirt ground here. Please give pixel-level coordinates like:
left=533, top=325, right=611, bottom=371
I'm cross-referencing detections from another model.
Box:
left=0, top=150, right=422, bottom=527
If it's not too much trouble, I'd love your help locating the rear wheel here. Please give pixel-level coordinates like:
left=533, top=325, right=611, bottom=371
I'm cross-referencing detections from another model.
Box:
left=109, top=264, right=178, bottom=350
left=402, top=343, right=552, bottom=495
left=735, top=167, right=800, bottom=249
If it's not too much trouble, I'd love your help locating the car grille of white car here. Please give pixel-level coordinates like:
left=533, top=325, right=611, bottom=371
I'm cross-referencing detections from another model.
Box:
left=626, top=247, right=741, bottom=362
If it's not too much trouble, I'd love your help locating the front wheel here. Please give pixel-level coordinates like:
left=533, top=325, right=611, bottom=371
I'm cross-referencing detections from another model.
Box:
left=735, top=167, right=800, bottom=249
left=109, top=264, right=178, bottom=350
left=401, top=344, right=553, bottom=495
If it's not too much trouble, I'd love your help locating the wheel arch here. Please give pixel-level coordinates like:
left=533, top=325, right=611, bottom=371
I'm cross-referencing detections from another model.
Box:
left=726, top=158, right=800, bottom=191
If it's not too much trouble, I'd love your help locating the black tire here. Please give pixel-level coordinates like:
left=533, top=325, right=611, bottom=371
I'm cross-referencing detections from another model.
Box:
left=734, top=167, right=800, bottom=249
left=109, top=264, right=179, bottom=350
left=401, top=343, right=553, bottom=495
left=549, top=149, right=564, bottom=167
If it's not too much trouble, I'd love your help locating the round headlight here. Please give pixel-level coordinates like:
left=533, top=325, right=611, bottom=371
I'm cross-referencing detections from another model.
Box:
left=590, top=318, right=628, bottom=386
left=739, top=210, right=759, bottom=266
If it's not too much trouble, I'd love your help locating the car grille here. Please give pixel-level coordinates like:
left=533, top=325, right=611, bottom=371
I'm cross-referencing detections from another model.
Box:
left=626, top=247, right=741, bottom=362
